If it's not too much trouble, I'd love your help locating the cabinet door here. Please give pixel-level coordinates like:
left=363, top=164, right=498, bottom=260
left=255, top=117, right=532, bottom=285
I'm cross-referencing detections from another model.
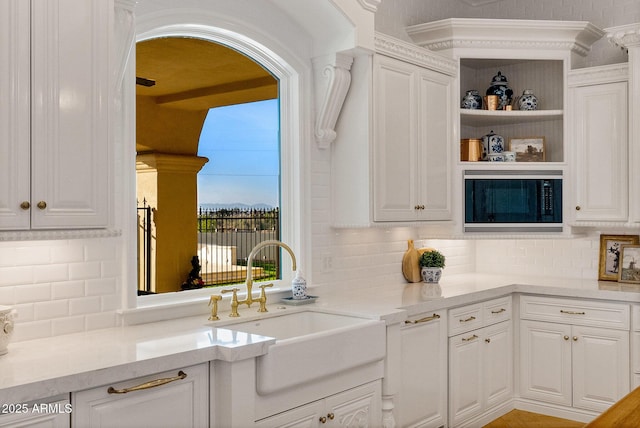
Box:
left=255, top=400, right=323, bottom=428
left=0, top=0, right=31, bottom=229
left=519, top=320, right=572, bottom=406
left=30, top=0, right=110, bottom=229
left=483, top=321, right=513, bottom=410
left=373, top=55, right=419, bottom=222
left=571, top=80, right=628, bottom=222
left=572, top=325, right=629, bottom=412
left=325, top=382, right=381, bottom=428
left=72, top=364, right=208, bottom=428
left=397, top=311, right=447, bottom=428
left=416, top=67, right=452, bottom=221
left=449, top=330, right=483, bottom=426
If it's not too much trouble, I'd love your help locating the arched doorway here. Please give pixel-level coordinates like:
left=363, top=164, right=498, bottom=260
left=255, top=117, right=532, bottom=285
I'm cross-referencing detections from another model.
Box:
left=135, top=36, right=279, bottom=294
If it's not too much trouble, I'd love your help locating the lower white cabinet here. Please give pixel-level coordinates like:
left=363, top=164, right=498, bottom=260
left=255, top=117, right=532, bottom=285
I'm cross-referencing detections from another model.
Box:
left=0, top=396, right=70, bottom=428
left=255, top=381, right=381, bottom=428
left=396, top=310, right=447, bottom=428
left=72, top=364, right=208, bottom=428
left=448, top=320, right=513, bottom=427
left=519, top=296, right=630, bottom=413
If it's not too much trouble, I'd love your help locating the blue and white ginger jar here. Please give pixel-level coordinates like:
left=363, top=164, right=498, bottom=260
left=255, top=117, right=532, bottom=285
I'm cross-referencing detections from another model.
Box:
left=482, top=130, right=504, bottom=156
left=517, top=89, right=538, bottom=111
left=461, top=89, right=483, bottom=109
left=486, top=71, right=513, bottom=110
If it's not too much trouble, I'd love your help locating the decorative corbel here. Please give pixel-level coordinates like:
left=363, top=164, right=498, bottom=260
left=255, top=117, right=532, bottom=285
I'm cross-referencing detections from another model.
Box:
left=313, top=53, right=354, bottom=149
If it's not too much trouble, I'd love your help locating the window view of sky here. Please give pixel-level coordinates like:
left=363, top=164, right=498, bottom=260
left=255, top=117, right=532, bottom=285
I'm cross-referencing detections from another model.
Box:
left=197, top=99, right=280, bottom=208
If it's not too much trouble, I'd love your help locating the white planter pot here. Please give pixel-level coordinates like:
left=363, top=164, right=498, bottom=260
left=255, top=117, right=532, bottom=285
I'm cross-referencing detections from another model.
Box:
left=421, top=267, right=442, bottom=283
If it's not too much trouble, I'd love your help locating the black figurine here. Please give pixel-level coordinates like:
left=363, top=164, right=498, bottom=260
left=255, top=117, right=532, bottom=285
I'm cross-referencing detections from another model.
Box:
left=181, top=255, right=205, bottom=290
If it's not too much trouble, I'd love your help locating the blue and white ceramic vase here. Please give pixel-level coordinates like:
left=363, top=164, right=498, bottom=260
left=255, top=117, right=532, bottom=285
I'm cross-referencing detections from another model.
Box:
left=486, top=71, right=513, bottom=110
left=482, top=130, right=504, bottom=156
left=461, top=89, right=483, bottom=110
left=291, top=271, right=307, bottom=300
left=421, top=267, right=442, bottom=283
left=517, top=89, right=538, bottom=111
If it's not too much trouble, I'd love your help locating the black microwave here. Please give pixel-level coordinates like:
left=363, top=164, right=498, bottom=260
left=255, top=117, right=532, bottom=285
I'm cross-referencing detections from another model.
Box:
left=464, top=170, right=563, bottom=233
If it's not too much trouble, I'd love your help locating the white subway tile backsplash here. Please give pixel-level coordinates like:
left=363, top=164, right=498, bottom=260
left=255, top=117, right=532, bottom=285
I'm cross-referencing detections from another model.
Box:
left=34, top=300, right=69, bottom=320
left=69, top=261, right=101, bottom=280
left=14, top=283, right=51, bottom=304
left=86, top=278, right=117, bottom=297
left=34, top=264, right=69, bottom=284
left=69, top=296, right=102, bottom=316
left=52, top=280, right=86, bottom=300
left=0, top=266, right=35, bottom=287
left=52, top=316, right=86, bottom=336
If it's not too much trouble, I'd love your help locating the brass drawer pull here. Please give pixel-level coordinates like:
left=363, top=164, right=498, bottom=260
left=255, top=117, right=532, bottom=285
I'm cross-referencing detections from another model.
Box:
left=20, top=201, right=30, bottom=210
left=405, top=314, right=441, bottom=324
left=491, top=308, right=506, bottom=314
left=462, top=334, right=478, bottom=342
left=108, top=371, right=187, bottom=394
left=37, top=201, right=47, bottom=210
left=459, top=316, right=476, bottom=323
left=560, top=310, right=585, bottom=315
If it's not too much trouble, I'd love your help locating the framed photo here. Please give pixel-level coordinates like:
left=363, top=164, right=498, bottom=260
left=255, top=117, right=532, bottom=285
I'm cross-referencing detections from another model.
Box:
left=509, top=137, right=545, bottom=162
left=598, top=234, right=640, bottom=281
left=618, top=245, right=640, bottom=284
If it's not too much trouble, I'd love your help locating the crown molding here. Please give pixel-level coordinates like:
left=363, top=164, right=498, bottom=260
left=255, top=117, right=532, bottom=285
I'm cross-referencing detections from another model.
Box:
left=374, top=32, right=457, bottom=76
left=0, top=228, right=122, bottom=242
left=605, top=23, right=640, bottom=50
left=406, top=18, right=604, bottom=57
left=356, top=0, right=381, bottom=13
left=567, top=63, right=628, bottom=86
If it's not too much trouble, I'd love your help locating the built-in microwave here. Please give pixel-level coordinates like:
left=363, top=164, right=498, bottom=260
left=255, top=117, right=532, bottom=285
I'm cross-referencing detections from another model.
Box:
left=464, top=170, right=563, bottom=233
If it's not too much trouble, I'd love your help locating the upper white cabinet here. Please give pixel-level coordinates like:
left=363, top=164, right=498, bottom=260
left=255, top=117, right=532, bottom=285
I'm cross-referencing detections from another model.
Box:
left=373, top=53, right=453, bottom=222
left=568, top=64, right=628, bottom=224
left=0, top=0, right=111, bottom=230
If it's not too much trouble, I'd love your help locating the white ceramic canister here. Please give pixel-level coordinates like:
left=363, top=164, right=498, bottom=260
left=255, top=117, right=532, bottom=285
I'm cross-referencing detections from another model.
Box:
left=0, top=305, right=16, bottom=356
left=482, top=130, right=505, bottom=156
left=291, top=271, right=307, bottom=300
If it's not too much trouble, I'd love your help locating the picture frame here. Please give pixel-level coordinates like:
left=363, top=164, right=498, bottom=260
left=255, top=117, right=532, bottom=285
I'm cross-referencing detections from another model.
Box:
left=618, top=245, right=640, bottom=284
left=508, top=137, right=545, bottom=162
left=598, top=234, right=640, bottom=281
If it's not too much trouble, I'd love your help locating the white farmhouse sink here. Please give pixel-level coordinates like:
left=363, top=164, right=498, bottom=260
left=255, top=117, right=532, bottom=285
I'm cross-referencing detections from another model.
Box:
left=226, top=310, right=386, bottom=395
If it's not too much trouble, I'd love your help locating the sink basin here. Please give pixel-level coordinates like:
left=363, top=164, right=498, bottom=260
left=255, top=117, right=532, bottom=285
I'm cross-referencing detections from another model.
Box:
left=224, top=310, right=386, bottom=395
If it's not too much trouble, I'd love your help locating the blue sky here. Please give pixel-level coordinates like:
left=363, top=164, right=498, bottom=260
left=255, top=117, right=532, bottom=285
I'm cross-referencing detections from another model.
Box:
left=197, top=99, right=280, bottom=207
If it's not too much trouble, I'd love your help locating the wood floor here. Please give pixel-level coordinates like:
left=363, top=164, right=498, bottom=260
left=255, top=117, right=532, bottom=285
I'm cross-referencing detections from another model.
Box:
left=483, top=410, right=585, bottom=428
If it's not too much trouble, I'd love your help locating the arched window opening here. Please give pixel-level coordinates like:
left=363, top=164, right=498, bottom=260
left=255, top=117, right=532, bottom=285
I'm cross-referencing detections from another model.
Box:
left=135, top=36, right=280, bottom=294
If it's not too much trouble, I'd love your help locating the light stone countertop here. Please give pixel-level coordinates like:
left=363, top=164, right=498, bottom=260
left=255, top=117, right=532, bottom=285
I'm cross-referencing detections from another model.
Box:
left=2, top=273, right=640, bottom=404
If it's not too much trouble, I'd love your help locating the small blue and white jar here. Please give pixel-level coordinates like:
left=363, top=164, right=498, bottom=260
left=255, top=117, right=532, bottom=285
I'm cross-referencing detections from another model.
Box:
left=291, top=271, right=307, bottom=300
left=517, top=89, right=538, bottom=111
left=482, top=130, right=504, bottom=156
left=461, top=90, right=483, bottom=110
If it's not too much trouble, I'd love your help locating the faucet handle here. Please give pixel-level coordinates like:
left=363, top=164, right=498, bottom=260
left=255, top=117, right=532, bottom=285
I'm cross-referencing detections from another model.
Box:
left=221, top=288, right=240, bottom=317
left=257, top=283, right=274, bottom=313
left=208, top=295, right=222, bottom=321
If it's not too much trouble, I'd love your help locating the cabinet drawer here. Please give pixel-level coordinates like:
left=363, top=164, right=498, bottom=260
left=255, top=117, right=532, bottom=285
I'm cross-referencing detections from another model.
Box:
left=449, top=297, right=513, bottom=337
left=520, top=295, right=630, bottom=330
left=449, top=302, right=483, bottom=336
left=484, top=296, right=512, bottom=325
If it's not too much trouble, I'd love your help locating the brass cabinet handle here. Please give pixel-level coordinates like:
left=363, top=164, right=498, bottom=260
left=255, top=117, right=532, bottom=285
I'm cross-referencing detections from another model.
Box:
left=413, top=205, right=425, bottom=210
left=564, top=335, right=570, bottom=341
left=107, top=371, right=187, bottom=394
left=485, top=338, right=491, bottom=343
left=491, top=308, right=506, bottom=314
left=20, top=201, right=30, bottom=210
left=573, top=336, right=578, bottom=341
left=405, top=313, right=441, bottom=324
left=462, top=334, right=478, bottom=342
left=459, top=316, right=476, bottom=323
left=560, top=310, right=585, bottom=315
left=575, top=206, right=581, bottom=211
left=319, top=416, right=327, bottom=423
left=37, top=201, right=47, bottom=210
left=327, top=413, right=335, bottom=420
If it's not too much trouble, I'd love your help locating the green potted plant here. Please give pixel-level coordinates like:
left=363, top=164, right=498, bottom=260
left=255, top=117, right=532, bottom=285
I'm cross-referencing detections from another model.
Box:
left=419, top=250, right=445, bottom=283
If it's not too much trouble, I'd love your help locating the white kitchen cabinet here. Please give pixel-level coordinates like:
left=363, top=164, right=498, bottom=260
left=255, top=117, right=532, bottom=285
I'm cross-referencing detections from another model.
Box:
left=447, top=297, right=513, bottom=427
left=519, top=296, right=630, bottom=413
left=0, top=396, right=70, bottom=428
left=372, top=50, right=453, bottom=222
left=255, top=381, right=381, bottom=428
left=72, top=364, right=208, bottom=428
left=0, top=0, right=110, bottom=230
left=449, top=320, right=513, bottom=427
left=629, top=305, right=640, bottom=388
left=568, top=64, right=628, bottom=223
left=396, top=311, right=447, bottom=428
